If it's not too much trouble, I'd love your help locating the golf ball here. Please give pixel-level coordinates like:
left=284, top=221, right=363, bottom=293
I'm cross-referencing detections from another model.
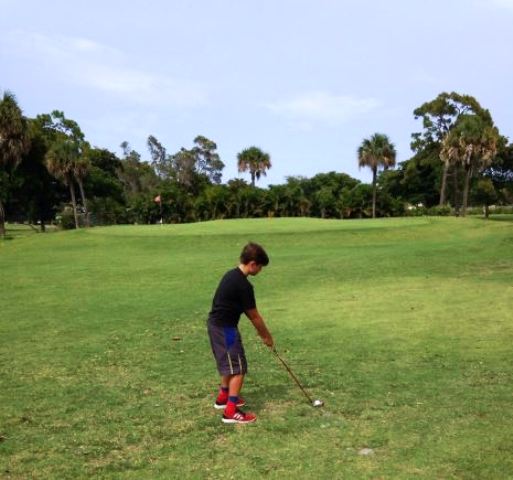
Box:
left=313, top=399, right=324, bottom=407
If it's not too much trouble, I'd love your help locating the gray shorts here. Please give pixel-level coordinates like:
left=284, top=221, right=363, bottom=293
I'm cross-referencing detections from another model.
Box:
left=207, top=322, right=248, bottom=376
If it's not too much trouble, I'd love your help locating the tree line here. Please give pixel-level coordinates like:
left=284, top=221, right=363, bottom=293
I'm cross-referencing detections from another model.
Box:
left=1, top=90, right=512, bottom=234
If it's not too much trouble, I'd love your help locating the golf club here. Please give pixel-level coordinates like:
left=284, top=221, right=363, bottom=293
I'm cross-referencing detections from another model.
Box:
left=272, top=347, right=324, bottom=408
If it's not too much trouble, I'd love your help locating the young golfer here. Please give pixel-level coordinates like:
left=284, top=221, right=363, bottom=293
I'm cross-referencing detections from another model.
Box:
left=207, top=242, right=274, bottom=424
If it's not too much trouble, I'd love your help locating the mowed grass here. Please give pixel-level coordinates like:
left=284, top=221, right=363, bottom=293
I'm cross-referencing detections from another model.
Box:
left=1, top=216, right=512, bottom=479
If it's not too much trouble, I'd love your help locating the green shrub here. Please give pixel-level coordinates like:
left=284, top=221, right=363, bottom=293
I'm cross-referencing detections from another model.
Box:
left=490, top=205, right=513, bottom=214
left=427, top=205, right=452, bottom=216
left=56, top=206, right=76, bottom=230
left=405, top=204, right=427, bottom=216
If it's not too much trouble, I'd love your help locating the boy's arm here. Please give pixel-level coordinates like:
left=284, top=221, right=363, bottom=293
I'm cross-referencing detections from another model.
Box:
left=245, top=308, right=274, bottom=347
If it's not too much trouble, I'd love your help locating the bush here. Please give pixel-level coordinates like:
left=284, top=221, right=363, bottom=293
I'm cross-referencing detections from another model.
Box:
left=427, top=205, right=452, bottom=216
left=404, top=204, right=427, bottom=216
left=459, top=205, right=513, bottom=216
left=56, top=206, right=76, bottom=230
left=466, top=206, right=484, bottom=216
left=489, top=205, right=513, bottom=214
left=88, top=196, right=128, bottom=225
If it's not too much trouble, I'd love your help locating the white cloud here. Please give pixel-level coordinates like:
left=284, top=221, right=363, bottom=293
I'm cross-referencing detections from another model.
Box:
left=265, top=91, right=381, bottom=127
left=4, top=31, right=208, bottom=107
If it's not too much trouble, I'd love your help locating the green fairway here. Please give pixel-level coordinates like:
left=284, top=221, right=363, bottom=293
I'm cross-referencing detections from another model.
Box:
left=1, top=216, right=512, bottom=479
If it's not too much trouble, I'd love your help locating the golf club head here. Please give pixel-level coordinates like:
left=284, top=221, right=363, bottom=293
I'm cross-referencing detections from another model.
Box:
left=312, top=399, right=324, bottom=408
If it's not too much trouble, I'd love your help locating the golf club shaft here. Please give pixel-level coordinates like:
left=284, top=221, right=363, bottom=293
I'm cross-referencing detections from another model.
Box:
left=272, top=348, right=314, bottom=404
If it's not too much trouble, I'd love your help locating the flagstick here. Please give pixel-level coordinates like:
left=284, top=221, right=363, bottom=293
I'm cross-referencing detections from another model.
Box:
left=154, top=194, right=163, bottom=226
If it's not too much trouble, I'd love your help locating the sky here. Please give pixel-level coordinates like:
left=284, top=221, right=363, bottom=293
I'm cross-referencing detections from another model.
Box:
left=1, top=0, right=513, bottom=187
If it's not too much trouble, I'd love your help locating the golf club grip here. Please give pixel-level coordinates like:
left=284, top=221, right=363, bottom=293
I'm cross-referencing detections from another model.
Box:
left=272, top=349, right=313, bottom=403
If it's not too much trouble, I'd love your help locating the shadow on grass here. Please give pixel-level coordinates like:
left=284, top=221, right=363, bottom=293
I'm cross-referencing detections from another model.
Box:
left=247, top=384, right=289, bottom=411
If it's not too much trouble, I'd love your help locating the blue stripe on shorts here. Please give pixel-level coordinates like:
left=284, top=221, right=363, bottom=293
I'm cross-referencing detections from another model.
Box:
left=223, top=327, right=237, bottom=349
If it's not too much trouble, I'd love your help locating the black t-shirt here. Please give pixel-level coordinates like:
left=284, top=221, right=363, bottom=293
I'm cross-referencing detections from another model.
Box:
left=208, top=268, right=256, bottom=327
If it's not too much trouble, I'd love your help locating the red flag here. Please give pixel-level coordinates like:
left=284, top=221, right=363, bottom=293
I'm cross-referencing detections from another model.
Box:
left=154, top=195, right=161, bottom=204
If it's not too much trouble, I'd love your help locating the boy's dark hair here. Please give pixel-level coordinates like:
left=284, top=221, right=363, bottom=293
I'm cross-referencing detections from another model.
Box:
left=240, top=242, right=269, bottom=266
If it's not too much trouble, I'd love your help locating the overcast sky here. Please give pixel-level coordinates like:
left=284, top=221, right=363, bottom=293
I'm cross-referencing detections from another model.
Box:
left=1, top=0, right=512, bottom=186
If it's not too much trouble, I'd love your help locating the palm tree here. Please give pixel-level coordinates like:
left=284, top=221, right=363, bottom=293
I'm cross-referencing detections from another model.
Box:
left=73, top=155, right=91, bottom=226
left=357, top=133, right=396, bottom=218
left=439, top=137, right=460, bottom=210
left=438, top=153, right=452, bottom=207
left=0, top=91, right=29, bottom=236
left=237, top=146, right=271, bottom=187
left=46, top=139, right=80, bottom=228
left=440, top=115, right=499, bottom=216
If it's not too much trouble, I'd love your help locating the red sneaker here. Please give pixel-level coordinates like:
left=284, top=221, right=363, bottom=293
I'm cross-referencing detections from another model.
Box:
left=222, top=408, right=257, bottom=424
left=214, top=397, right=246, bottom=409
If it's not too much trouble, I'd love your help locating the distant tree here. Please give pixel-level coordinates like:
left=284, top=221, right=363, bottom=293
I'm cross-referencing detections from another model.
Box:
left=440, top=115, right=500, bottom=216
left=74, top=154, right=91, bottom=226
left=0, top=91, right=30, bottom=236
left=484, top=142, right=513, bottom=204
left=315, top=186, right=336, bottom=218
left=237, top=146, right=271, bottom=187
left=118, top=143, right=142, bottom=194
left=118, top=142, right=159, bottom=196
left=338, top=183, right=373, bottom=219
left=265, top=184, right=288, bottom=217
left=85, top=149, right=124, bottom=200
left=412, top=93, right=491, bottom=151
left=378, top=154, right=440, bottom=211
left=357, top=133, right=396, bottom=218
left=82, top=148, right=125, bottom=225
left=171, top=147, right=198, bottom=189
left=226, top=178, right=250, bottom=218
left=472, top=178, right=498, bottom=218
left=147, top=135, right=168, bottom=178
left=147, top=134, right=224, bottom=189
left=83, top=149, right=120, bottom=199
left=193, top=135, right=225, bottom=184
left=89, top=148, right=122, bottom=176
left=412, top=92, right=493, bottom=207
left=46, top=139, right=81, bottom=228
left=12, top=119, right=66, bottom=231
left=202, top=184, right=228, bottom=219
left=37, top=111, right=89, bottom=228
left=283, top=177, right=310, bottom=216
left=120, top=141, right=131, bottom=158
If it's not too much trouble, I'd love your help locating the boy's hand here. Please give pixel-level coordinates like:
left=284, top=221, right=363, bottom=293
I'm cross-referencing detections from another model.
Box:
left=262, top=334, right=274, bottom=348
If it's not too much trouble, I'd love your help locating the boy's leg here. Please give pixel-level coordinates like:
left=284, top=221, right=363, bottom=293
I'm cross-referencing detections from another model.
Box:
left=227, top=374, right=244, bottom=396
left=224, top=374, right=245, bottom=416
left=208, top=324, right=253, bottom=422
left=221, top=373, right=256, bottom=423
left=214, top=374, right=245, bottom=408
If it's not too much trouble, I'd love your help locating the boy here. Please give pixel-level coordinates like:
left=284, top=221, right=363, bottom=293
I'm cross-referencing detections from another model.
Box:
left=207, top=242, right=274, bottom=424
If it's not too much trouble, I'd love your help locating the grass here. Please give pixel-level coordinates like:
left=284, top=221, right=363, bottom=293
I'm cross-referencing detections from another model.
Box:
left=1, top=216, right=513, bottom=479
